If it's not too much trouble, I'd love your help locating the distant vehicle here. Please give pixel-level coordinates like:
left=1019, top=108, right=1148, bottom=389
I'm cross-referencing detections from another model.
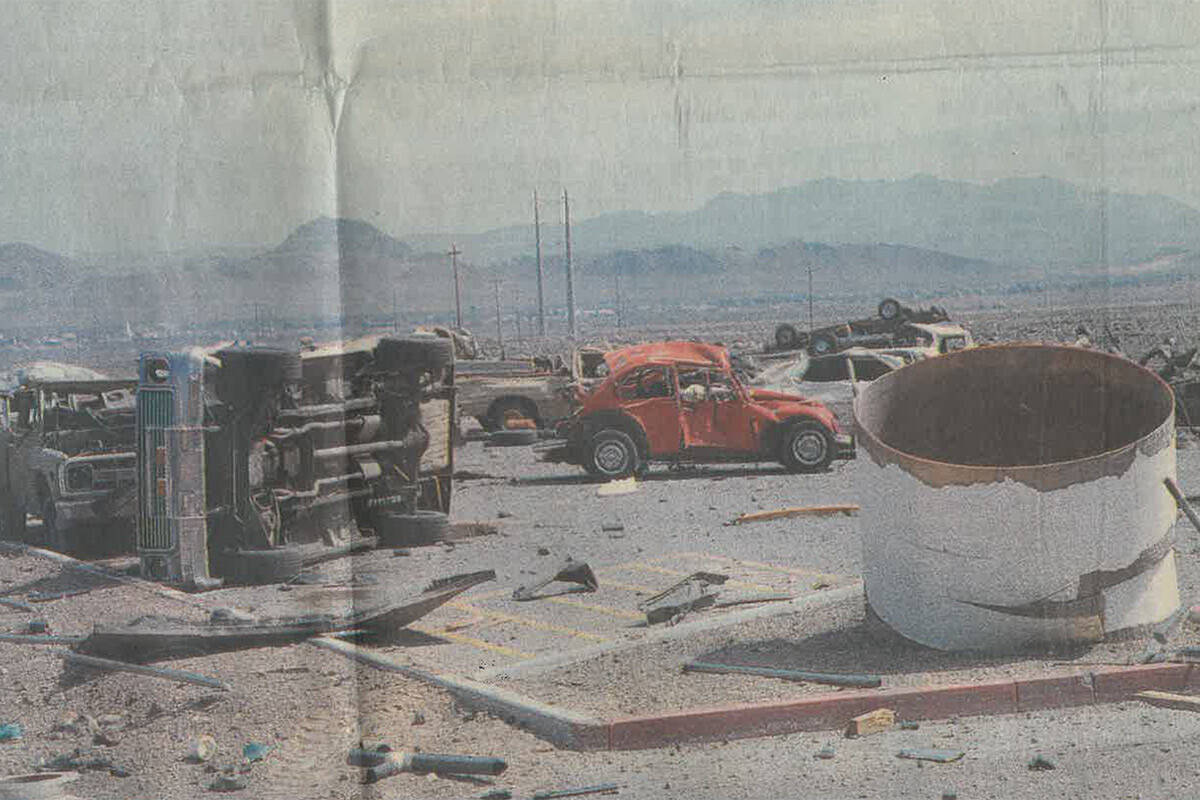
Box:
left=749, top=348, right=920, bottom=425
left=771, top=298, right=971, bottom=356
left=457, top=346, right=610, bottom=432
left=0, top=367, right=138, bottom=553
left=537, top=341, right=854, bottom=478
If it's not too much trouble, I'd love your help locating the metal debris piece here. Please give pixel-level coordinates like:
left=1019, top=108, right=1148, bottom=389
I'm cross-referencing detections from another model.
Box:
left=1027, top=754, right=1057, bottom=771
left=639, top=572, right=728, bottom=625
left=512, top=558, right=598, bottom=601
left=0, top=597, right=34, bottom=612
left=896, top=748, right=965, bottom=764
left=1153, top=605, right=1188, bottom=644
left=355, top=751, right=508, bottom=784
left=730, top=505, right=859, bottom=525
left=682, top=661, right=882, bottom=688
left=814, top=744, right=836, bottom=760
left=531, top=783, right=620, bottom=799
left=58, top=650, right=232, bottom=691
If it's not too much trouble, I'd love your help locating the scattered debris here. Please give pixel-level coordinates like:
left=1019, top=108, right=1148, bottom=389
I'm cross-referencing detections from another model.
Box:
left=899, top=720, right=921, bottom=731
left=1027, top=754, right=1057, bottom=771
left=814, top=744, right=836, bottom=760
left=242, top=742, right=272, bottom=763
left=596, top=477, right=639, bottom=497
left=0, top=597, right=33, bottom=612
left=348, top=748, right=507, bottom=784
left=845, top=708, right=895, bottom=738
left=729, top=504, right=859, bottom=525
left=0, top=723, right=22, bottom=742
left=1153, top=606, right=1188, bottom=644
left=478, top=790, right=513, bottom=800
left=58, top=651, right=232, bottom=691
left=600, top=521, right=625, bottom=532
left=1165, top=477, right=1200, bottom=534
left=208, top=774, right=248, bottom=792
left=531, top=783, right=620, bottom=799
left=536, top=547, right=550, bottom=556
left=188, top=735, right=219, bottom=763
left=37, top=749, right=129, bottom=776
left=93, top=730, right=120, bottom=746
left=0, top=633, right=85, bottom=646
left=711, top=593, right=793, bottom=609
left=28, top=588, right=92, bottom=603
left=446, top=522, right=502, bottom=542
left=682, top=661, right=882, bottom=688
left=896, top=748, right=965, bottom=764
left=0, top=772, right=79, bottom=796
left=1136, top=690, right=1200, bottom=712
left=76, top=570, right=494, bottom=661
left=640, top=572, right=728, bottom=625
left=512, top=558, right=598, bottom=601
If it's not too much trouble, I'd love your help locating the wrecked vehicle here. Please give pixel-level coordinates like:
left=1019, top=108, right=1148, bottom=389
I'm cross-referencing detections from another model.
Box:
left=136, top=335, right=455, bottom=587
left=457, top=346, right=610, bottom=431
left=771, top=298, right=971, bottom=356
left=749, top=348, right=921, bottom=425
left=0, top=364, right=138, bottom=552
left=536, top=341, right=853, bottom=478
left=1139, top=340, right=1200, bottom=427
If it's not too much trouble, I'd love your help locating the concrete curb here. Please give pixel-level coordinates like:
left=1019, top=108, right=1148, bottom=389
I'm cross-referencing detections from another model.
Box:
left=313, top=636, right=1200, bottom=752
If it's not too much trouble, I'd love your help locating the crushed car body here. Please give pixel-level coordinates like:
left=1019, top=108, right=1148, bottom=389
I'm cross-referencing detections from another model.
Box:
left=536, top=341, right=853, bottom=478
left=770, top=298, right=972, bottom=357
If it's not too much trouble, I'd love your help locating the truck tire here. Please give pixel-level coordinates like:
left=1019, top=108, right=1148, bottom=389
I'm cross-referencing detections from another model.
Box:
left=375, top=510, right=450, bottom=546
left=779, top=421, right=834, bottom=473
left=230, top=546, right=305, bottom=585
left=374, top=337, right=454, bottom=374
left=878, top=297, right=902, bottom=321
left=488, top=429, right=539, bottom=447
left=810, top=333, right=837, bottom=355
left=775, top=324, right=799, bottom=350
left=0, top=500, right=25, bottom=542
left=584, top=429, right=640, bottom=480
left=215, top=348, right=302, bottom=407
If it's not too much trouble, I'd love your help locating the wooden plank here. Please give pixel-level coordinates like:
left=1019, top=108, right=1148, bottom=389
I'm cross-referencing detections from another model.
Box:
left=845, top=708, right=895, bottom=737
left=730, top=505, right=859, bottom=525
left=1136, top=689, right=1200, bottom=712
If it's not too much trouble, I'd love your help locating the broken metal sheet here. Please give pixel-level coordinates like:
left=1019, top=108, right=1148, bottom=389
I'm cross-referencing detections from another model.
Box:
left=639, top=571, right=728, bottom=625
left=512, top=558, right=598, bottom=601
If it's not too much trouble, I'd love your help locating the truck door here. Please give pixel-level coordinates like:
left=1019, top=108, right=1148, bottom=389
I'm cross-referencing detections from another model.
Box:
left=678, top=368, right=757, bottom=454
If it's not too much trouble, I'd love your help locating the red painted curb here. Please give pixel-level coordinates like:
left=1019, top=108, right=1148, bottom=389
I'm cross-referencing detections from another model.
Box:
left=601, top=663, right=1196, bottom=751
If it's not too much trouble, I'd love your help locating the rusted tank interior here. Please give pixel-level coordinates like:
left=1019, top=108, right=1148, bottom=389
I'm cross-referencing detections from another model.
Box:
left=856, top=345, right=1174, bottom=467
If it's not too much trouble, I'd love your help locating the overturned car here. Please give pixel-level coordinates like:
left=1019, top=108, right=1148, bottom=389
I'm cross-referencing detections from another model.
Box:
left=136, top=335, right=455, bottom=587
left=772, top=298, right=971, bottom=357
left=537, top=342, right=853, bottom=478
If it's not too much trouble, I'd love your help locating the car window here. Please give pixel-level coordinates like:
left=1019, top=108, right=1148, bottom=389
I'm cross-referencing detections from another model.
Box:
left=615, top=366, right=674, bottom=400
left=851, top=356, right=892, bottom=381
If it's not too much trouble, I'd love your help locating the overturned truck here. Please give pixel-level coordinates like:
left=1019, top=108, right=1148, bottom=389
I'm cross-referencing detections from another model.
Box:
left=136, top=336, right=455, bottom=588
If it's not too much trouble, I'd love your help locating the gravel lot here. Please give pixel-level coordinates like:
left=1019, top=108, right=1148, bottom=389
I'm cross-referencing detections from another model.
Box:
left=1, top=298, right=1199, bottom=798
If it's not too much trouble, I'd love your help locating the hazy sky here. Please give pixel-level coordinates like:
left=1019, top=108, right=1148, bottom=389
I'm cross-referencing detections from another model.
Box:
left=2, top=0, right=1200, bottom=256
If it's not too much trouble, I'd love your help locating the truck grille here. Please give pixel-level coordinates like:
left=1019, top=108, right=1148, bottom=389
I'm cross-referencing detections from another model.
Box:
left=137, top=387, right=173, bottom=551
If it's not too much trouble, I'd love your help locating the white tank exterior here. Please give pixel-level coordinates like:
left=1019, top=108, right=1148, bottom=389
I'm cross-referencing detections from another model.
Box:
left=854, top=344, right=1180, bottom=651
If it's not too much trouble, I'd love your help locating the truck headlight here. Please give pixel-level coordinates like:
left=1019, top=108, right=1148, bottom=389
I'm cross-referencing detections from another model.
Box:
left=65, top=464, right=94, bottom=492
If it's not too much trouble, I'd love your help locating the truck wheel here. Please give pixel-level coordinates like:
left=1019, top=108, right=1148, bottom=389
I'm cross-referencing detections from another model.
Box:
left=584, top=429, right=639, bottom=480
left=375, top=510, right=450, bottom=546
left=878, top=298, right=902, bottom=321
left=374, top=337, right=454, bottom=373
left=231, top=546, right=305, bottom=585
left=779, top=421, right=834, bottom=473
left=810, top=333, right=837, bottom=355
left=215, top=348, right=302, bottom=407
left=485, top=398, right=539, bottom=432
left=0, top=501, right=25, bottom=542
left=775, top=324, right=799, bottom=350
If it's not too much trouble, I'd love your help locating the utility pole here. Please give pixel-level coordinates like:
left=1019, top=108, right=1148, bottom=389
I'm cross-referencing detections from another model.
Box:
left=514, top=290, right=523, bottom=349
left=807, top=265, right=814, bottom=336
left=392, top=289, right=398, bottom=334
left=492, top=278, right=505, bottom=360
left=614, top=265, right=623, bottom=331
left=563, top=189, right=576, bottom=340
left=534, top=190, right=546, bottom=337
left=448, top=243, right=463, bottom=329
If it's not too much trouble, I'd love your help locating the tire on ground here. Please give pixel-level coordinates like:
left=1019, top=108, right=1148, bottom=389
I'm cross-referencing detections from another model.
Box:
left=374, top=510, right=450, bottom=547
left=231, top=546, right=306, bottom=585
left=779, top=420, right=835, bottom=473
left=374, top=337, right=455, bottom=374
left=775, top=324, right=799, bottom=350
left=584, top=429, right=640, bottom=480
left=488, top=429, right=540, bottom=447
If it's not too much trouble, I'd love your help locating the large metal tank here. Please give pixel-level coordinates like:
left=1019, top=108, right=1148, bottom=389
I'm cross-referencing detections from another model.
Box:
left=854, top=344, right=1180, bottom=651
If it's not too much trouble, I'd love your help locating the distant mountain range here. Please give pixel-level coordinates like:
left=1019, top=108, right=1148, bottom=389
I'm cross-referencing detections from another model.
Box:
left=2, top=176, right=1200, bottom=333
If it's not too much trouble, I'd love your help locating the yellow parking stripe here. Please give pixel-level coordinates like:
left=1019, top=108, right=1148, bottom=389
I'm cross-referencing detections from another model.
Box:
left=542, top=596, right=644, bottom=620
left=406, top=624, right=533, bottom=660
left=623, top=562, right=782, bottom=594
left=675, top=552, right=843, bottom=582
left=447, top=602, right=610, bottom=642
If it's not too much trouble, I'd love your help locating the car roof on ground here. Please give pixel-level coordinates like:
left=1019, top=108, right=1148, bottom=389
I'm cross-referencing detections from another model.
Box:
left=604, top=341, right=731, bottom=373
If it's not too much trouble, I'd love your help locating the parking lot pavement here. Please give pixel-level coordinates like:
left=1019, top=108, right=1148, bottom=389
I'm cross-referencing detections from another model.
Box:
left=373, top=440, right=863, bottom=675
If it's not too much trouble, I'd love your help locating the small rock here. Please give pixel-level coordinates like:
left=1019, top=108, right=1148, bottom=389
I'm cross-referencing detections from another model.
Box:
left=899, top=721, right=921, bottom=731
left=600, top=522, right=625, bottom=532
left=93, top=730, right=120, bottom=747
left=815, top=744, right=836, bottom=759
left=1028, top=754, right=1057, bottom=771
left=497, top=511, right=513, bottom=519
left=536, top=547, right=550, bottom=556
left=392, top=548, right=412, bottom=557
left=208, top=774, right=247, bottom=792
left=411, top=711, right=426, bottom=726
left=209, top=608, right=255, bottom=625
left=242, top=742, right=271, bottom=763
left=942, top=792, right=958, bottom=800
left=147, top=702, right=164, bottom=718
left=188, top=735, right=219, bottom=763
left=27, top=619, right=48, bottom=634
